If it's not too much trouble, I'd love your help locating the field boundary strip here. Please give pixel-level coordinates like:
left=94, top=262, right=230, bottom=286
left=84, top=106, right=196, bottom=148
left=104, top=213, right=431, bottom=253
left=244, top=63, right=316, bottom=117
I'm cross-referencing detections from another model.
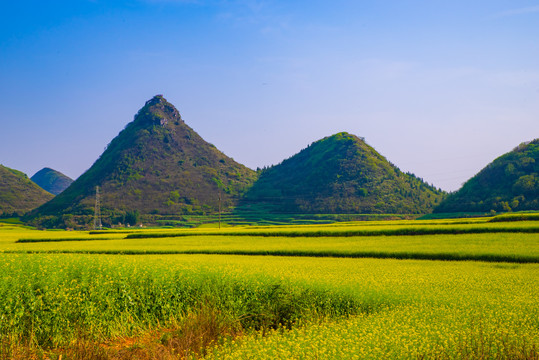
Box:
left=18, top=225, right=539, bottom=243
left=16, top=237, right=119, bottom=243
left=124, top=226, right=539, bottom=239
left=2, top=249, right=538, bottom=263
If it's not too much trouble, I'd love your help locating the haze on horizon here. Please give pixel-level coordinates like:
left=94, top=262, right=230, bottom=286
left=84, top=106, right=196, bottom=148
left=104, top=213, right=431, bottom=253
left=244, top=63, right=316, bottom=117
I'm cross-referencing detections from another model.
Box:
left=1, top=0, right=538, bottom=192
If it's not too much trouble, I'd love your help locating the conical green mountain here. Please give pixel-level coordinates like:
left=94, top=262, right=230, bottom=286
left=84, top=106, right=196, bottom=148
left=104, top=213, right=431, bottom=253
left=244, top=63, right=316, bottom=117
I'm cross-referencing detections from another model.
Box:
left=241, top=132, right=444, bottom=214
left=30, top=95, right=257, bottom=226
left=31, top=167, right=74, bottom=195
left=434, top=139, right=539, bottom=213
left=0, top=165, right=54, bottom=216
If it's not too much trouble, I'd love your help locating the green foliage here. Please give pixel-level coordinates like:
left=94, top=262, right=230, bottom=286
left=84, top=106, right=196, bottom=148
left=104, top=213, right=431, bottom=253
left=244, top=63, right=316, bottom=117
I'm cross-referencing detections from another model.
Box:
left=240, top=132, right=444, bottom=215
left=488, top=212, right=539, bottom=222
left=513, top=174, right=537, bottom=194
left=125, top=210, right=140, bottom=226
left=418, top=212, right=490, bottom=220
left=169, top=190, right=180, bottom=203
left=357, top=188, right=368, bottom=197
left=23, top=99, right=450, bottom=228
left=0, top=165, right=54, bottom=216
left=0, top=254, right=366, bottom=351
left=27, top=96, right=257, bottom=228
left=435, top=139, right=539, bottom=213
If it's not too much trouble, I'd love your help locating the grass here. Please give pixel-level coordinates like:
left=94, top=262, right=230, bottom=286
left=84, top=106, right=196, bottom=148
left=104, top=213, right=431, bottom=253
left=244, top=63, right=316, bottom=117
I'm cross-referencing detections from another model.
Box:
left=489, top=212, right=539, bottom=223
left=417, top=212, right=490, bottom=220
left=150, top=211, right=415, bottom=228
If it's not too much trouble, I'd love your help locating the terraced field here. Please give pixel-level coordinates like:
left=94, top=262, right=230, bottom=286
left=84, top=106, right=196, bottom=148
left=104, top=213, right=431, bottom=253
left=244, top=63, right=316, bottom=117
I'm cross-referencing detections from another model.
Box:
left=0, top=216, right=538, bottom=359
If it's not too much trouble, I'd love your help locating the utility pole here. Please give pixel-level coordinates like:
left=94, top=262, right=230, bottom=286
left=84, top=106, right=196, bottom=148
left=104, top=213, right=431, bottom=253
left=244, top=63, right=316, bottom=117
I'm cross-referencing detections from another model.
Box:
left=94, top=186, right=102, bottom=230
left=218, top=191, right=221, bottom=229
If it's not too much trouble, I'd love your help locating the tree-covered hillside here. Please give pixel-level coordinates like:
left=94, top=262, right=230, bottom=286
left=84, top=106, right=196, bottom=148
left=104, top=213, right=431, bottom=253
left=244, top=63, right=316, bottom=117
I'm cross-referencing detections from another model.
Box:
left=28, top=95, right=257, bottom=227
left=240, top=132, right=444, bottom=214
left=0, top=165, right=54, bottom=216
left=435, top=139, right=539, bottom=213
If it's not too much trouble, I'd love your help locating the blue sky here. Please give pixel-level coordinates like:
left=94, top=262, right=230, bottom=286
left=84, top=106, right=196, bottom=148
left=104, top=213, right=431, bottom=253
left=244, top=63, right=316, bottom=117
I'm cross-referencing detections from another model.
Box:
left=1, top=0, right=538, bottom=191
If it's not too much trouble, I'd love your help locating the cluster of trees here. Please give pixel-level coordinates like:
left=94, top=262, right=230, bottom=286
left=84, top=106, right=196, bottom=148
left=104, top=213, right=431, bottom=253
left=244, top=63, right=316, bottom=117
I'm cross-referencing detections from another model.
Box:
left=242, top=132, right=444, bottom=214
left=25, top=96, right=257, bottom=228
left=435, top=140, right=539, bottom=213
left=0, top=165, right=53, bottom=217
left=16, top=96, right=537, bottom=228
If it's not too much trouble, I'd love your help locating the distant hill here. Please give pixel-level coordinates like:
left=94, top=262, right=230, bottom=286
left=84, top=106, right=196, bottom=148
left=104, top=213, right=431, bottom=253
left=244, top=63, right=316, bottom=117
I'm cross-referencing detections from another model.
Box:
left=0, top=165, right=54, bottom=216
left=434, top=139, right=539, bottom=213
left=240, top=132, right=444, bottom=214
left=29, top=95, right=257, bottom=227
left=31, top=168, right=74, bottom=195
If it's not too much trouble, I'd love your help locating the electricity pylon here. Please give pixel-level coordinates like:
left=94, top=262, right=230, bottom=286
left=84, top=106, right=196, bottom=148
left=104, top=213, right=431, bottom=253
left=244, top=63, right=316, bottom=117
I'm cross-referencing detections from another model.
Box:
left=218, top=191, right=221, bottom=230
left=94, top=186, right=102, bottom=230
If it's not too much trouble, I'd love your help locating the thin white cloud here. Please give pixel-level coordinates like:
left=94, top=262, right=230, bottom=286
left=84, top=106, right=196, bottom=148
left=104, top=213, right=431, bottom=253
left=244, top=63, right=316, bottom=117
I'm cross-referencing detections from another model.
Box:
left=494, top=5, right=539, bottom=18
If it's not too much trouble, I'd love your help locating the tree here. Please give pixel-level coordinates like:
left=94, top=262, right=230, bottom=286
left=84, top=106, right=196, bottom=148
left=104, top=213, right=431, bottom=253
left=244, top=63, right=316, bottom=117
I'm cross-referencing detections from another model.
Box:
left=513, top=175, right=537, bottom=195
left=125, top=210, right=140, bottom=226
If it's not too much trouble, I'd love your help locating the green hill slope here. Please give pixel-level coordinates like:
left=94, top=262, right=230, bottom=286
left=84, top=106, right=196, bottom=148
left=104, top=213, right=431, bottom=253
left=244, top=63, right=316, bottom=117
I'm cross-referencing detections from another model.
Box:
left=240, top=132, right=444, bottom=214
left=29, top=95, right=257, bottom=227
left=31, top=167, right=74, bottom=195
left=0, top=165, right=54, bottom=216
left=434, top=139, right=539, bottom=213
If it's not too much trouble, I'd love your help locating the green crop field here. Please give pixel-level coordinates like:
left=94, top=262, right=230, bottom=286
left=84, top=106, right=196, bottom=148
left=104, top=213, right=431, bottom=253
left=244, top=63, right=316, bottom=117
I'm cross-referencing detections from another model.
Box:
left=0, top=217, right=538, bottom=359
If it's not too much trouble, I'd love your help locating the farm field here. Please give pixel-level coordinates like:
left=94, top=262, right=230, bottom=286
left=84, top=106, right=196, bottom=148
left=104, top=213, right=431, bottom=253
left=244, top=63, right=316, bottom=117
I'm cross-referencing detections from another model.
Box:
left=0, top=217, right=538, bottom=359
left=3, top=217, right=539, bottom=263
left=4, top=231, right=539, bottom=263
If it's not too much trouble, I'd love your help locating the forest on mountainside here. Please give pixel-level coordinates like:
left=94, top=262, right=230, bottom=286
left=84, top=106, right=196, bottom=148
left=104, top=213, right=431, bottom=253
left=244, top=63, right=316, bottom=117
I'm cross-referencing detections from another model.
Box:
left=435, top=139, right=539, bottom=213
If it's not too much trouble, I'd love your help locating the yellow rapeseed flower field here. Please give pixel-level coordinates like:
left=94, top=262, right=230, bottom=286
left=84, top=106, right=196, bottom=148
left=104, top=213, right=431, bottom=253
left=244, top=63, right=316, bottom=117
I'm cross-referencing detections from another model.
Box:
left=0, top=220, right=538, bottom=359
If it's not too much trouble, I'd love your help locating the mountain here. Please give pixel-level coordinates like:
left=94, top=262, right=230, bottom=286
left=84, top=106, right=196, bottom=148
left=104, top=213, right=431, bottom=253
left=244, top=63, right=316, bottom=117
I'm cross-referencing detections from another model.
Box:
left=240, top=132, right=444, bottom=214
left=31, top=168, right=74, bottom=195
left=0, top=165, right=54, bottom=216
left=29, top=95, right=257, bottom=227
left=434, top=139, right=539, bottom=213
